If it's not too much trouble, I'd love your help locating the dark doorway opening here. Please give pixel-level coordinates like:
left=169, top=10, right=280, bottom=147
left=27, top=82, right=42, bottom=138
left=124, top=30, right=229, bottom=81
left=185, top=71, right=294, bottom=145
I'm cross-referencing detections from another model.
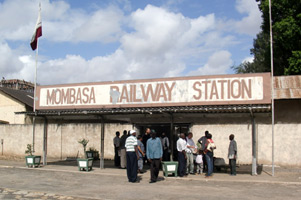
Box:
left=136, top=123, right=190, bottom=161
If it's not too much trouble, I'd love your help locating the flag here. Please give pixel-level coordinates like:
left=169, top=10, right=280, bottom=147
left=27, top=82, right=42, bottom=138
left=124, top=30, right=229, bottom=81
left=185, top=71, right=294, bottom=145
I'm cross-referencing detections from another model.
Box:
left=30, top=4, right=42, bottom=51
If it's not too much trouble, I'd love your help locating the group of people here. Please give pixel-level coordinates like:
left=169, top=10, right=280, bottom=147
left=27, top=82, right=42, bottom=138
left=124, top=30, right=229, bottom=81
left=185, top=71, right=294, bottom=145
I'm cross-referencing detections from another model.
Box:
left=177, top=131, right=215, bottom=178
left=177, top=131, right=237, bottom=178
left=113, top=128, right=169, bottom=183
left=113, top=128, right=237, bottom=183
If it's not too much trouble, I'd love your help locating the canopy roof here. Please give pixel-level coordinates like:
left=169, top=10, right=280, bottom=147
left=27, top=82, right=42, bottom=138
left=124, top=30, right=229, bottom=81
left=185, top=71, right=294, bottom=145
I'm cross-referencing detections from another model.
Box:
left=16, top=104, right=270, bottom=116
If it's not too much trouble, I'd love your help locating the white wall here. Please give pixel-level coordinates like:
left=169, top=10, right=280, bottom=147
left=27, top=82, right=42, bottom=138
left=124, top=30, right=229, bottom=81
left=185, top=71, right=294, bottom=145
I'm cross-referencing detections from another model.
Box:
left=191, top=123, right=253, bottom=164
left=0, top=123, right=132, bottom=160
left=0, top=100, right=300, bottom=167
left=0, top=93, right=27, bottom=124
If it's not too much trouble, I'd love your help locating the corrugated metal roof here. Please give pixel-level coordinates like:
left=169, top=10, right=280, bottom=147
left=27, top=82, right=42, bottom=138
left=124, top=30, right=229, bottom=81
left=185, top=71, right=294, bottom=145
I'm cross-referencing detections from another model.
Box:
left=16, top=104, right=271, bottom=116
left=0, top=87, right=33, bottom=108
left=274, top=75, right=301, bottom=99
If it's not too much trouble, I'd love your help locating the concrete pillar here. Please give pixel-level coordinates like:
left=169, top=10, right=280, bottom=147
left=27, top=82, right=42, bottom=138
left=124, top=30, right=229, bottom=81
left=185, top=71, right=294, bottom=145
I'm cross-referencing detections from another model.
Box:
left=43, top=117, right=48, bottom=165
left=32, top=116, right=36, bottom=153
left=100, top=117, right=105, bottom=169
left=251, top=111, right=257, bottom=175
left=170, top=113, right=174, bottom=161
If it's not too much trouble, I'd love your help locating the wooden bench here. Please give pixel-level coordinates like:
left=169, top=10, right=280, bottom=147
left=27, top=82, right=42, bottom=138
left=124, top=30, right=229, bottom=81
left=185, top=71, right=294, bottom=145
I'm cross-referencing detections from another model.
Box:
left=214, top=157, right=239, bottom=173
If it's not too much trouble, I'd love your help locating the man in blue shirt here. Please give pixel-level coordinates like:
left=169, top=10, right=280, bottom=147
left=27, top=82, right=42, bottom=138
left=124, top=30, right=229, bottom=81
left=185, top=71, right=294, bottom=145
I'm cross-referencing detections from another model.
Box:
left=146, top=130, right=163, bottom=183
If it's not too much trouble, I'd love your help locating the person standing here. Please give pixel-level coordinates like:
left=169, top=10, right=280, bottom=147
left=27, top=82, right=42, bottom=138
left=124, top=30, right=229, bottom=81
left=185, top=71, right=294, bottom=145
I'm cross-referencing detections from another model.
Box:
left=113, top=131, right=120, bottom=167
left=146, top=130, right=163, bottom=183
left=142, top=128, right=151, bottom=164
left=125, top=130, right=139, bottom=183
left=228, top=134, right=237, bottom=176
left=195, top=150, right=204, bottom=175
left=137, top=135, right=145, bottom=173
left=177, top=133, right=187, bottom=177
left=120, top=130, right=128, bottom=169
left=186, top=132, right=196, bottom=175
left=161, top=132, right=170, bottom=161
left=204, top=133, right=216, bottom=178
left=197, top=131, right=209, bottom=170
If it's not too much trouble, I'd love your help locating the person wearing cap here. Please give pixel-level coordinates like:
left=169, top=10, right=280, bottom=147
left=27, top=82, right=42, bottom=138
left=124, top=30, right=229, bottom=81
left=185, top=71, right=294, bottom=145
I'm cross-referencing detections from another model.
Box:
left=146, top=130, right=163, bottom=183
left=125, top=130, right=139, bottom=183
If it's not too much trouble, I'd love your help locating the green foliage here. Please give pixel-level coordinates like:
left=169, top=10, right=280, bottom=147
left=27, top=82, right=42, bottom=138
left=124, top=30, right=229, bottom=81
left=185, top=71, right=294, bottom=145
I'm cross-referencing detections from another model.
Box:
left=78, top=138, right=89, bottom=147
left=235, top=0, right=301, bottom=75
left=286, top=51, right=301, bottom=75
left=78, top=138, right=89, bottom=158
left=250, top=31, right=271, bottom=73
left=25, top=144, right=33, bottom=156
left=232, top=61, right=257, bottom=74
left=88, top=147, right=98, bottom=152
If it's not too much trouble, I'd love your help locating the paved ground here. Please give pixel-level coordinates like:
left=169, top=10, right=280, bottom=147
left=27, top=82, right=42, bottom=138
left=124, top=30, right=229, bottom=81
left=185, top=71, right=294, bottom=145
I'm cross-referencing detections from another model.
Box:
left=0, top=188, right=84, bottom=200
left=0, top=158, right=300, bottom=200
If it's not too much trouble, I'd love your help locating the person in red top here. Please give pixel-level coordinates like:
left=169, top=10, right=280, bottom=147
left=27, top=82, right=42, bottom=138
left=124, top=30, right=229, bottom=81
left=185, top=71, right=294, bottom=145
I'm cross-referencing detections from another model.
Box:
left=204, top=133, right=216, bottom=177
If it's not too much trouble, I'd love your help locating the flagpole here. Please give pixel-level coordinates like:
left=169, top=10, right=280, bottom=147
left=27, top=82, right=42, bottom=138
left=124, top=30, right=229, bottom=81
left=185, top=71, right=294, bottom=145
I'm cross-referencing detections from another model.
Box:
left=268, top=0, right=275, bottom=177
left=34, top=34, right=39, bottom=112
left=32, top=3, right=41, bottom=153
left=32, top=36, right=39, bottom=153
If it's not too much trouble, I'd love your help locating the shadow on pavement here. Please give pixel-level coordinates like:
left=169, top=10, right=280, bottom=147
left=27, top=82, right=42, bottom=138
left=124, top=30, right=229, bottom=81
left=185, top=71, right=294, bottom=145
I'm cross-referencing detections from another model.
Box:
left=214, top=164, right=263, bottom=175
left=46, top=159, right=262, bottom=176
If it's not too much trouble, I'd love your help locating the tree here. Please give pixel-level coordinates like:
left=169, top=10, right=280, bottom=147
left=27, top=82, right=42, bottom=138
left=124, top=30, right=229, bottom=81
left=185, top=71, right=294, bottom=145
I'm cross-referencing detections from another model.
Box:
left=231, top=61, right=257, bottom=74
left=286, top=51, right=301, bottom=75
left=233, top=0, right=301, bottom=75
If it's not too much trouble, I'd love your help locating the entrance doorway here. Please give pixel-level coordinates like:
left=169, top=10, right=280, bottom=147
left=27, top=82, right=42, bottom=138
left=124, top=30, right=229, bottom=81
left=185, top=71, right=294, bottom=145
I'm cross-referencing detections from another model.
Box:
left=135, top=123, right=190, bottom=161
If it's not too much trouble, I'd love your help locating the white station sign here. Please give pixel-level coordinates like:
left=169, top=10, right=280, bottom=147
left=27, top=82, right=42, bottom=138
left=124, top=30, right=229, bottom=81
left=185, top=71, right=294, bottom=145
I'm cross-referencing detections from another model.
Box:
left=36, top=73, right=271, bottom=110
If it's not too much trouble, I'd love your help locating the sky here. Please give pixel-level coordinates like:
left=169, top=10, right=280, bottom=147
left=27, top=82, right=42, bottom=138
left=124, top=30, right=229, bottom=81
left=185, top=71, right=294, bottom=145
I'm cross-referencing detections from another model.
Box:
left=0, top=0, right=262, bottom=85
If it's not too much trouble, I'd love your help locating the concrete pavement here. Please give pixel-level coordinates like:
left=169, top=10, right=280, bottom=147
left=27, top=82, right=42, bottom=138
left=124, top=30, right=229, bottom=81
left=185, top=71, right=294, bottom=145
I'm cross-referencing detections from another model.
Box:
left=0, top=158, right=300, bottom=185
left=0, top=158, right=300, bottom=199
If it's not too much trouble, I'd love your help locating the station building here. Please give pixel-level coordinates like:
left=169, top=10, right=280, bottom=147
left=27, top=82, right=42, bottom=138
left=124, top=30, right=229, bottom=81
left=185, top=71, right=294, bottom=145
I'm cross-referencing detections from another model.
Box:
left=0, top=73, right=300, bottom=170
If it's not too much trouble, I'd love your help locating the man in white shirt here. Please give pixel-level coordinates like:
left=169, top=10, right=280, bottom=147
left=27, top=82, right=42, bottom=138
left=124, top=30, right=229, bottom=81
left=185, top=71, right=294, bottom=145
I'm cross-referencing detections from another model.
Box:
left=125, top=130, right=139, bottom=183
left=186, top=132, right=196, bottom=175
left=177, top=133, right=187, bottom=177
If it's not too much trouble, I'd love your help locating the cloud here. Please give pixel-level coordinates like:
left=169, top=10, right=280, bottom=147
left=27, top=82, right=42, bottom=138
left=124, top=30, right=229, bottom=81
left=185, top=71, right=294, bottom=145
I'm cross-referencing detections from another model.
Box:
left=215, top=0, right=261, bottom=37
left=0, top=1, right=261, bottom=85
left=234, top=0, right=262, bottom=36
left=242, top=56, right=254, bottom=63
left=3, top=4, right=223, bottom=84
left=72, top=7, right=124, bottom=43
left=188, top=51, right=233, bottom=76
left=0, top=42, right=23, bottom=76
left=0, top=0, right=70, bottom=41
left=0, top=0, right=124, bottom=43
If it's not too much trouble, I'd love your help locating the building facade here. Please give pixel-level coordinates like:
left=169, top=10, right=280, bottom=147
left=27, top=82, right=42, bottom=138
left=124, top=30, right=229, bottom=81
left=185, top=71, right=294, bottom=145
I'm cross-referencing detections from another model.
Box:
left=0, top=87, right=33, bottom=124
left=0, top=74, right=300, bottom=167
